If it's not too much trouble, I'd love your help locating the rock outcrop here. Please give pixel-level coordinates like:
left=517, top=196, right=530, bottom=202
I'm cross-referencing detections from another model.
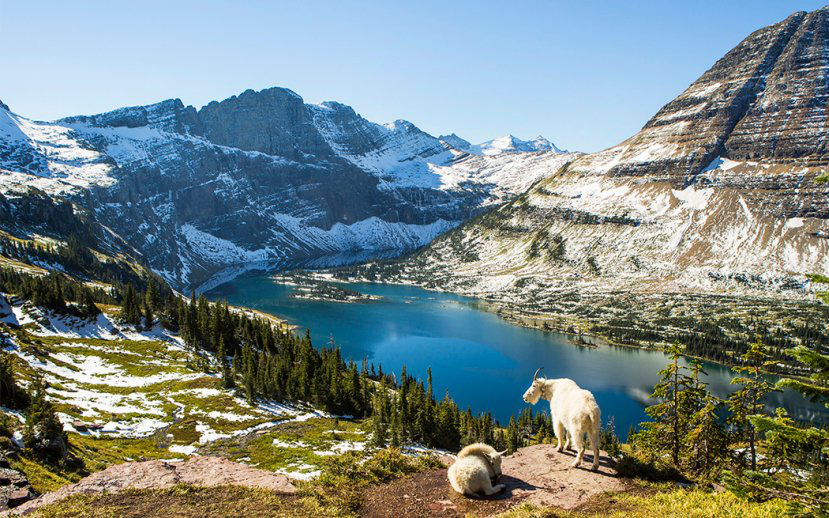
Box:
left=0, top=456, right=35, bottom=512
left=362, top=444, right=625, bottom=517
left=10, top=456, right=296, bottom=515
left=581, top=8, right=829, bottom=186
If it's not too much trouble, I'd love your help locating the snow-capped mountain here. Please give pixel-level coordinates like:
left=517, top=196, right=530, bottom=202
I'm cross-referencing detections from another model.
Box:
left=471, top=135, right=566, bottom=156
left=437, top=133, right=566, bottom=156
left=0, top=89, right=577, bottom=290
left=388, top=6, right=829, bottom=301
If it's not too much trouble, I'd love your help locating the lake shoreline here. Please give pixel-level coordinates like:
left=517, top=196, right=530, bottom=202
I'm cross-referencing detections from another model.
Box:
left=297, top=272, right=816, bottom=381
left=205, top=272, right=826, bottom=431
left=211, top=268, right=805, bottom=379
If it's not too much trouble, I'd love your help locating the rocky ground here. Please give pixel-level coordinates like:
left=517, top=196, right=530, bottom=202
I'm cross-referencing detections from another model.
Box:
left=362, top=445, right=625, bottom=517
left=4, top=445, right=626, bottom=517
left=7, top=456, right=295, bottom=515
left=0, top=457, right=34, bottom=512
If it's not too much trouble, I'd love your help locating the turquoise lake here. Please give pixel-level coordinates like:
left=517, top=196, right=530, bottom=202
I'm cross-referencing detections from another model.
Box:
left=207, top=273, right=825, bottom=439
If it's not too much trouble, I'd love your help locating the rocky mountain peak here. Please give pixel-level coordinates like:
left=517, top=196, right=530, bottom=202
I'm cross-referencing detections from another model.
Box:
left=398, top=6, right=829, bottom=304
left=474, top=134, right=565, bottom=155
left=0, top=83, right=570, bottom=289
left=0, top=100, right=8, bottom=112
left=193, top=87, right=334, bottom=160
left=579, top=6, right=829, bottom=185
left=438, top=133, right=472, bottom=151
left=60, top=98, right=198, bottom=133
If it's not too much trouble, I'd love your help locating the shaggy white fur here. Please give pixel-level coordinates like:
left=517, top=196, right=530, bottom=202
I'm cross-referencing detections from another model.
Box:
left=522, top=371, right=601, bottom=470
left=456, top=443, right=506, bottom=479
left=448, top=443, right=507, bottom=497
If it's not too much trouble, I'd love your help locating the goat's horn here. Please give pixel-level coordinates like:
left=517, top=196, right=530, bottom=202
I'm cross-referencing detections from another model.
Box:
left=533, top=367, right=542, bottom=381
left=497, top=449, right=508, bottom=456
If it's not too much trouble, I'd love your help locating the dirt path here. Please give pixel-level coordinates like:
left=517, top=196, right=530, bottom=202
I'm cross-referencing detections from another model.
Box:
left=362, top=444, right=628, bottom=517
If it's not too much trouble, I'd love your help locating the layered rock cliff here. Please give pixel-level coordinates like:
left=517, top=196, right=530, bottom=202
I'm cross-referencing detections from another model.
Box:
left=385, top=7, right=829, bottom=301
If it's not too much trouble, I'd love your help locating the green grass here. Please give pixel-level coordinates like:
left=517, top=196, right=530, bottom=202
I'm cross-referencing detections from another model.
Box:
left=10, top=326, right=277, bottom=439
left=26, top=448, right=440, bottom=518
left=10, top=417, right=367, bottom=496
left=10, top=434, right=188, bottom=494
left=199, top=417, right=368, bottom=474
left=26, top=485, right=307, bottom=518
left=497, top=487, right=789, bottom=518
left=806, top=273, right=829, bottom=284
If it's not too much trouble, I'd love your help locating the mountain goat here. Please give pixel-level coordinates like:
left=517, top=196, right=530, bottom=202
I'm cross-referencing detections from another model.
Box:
left=522, top=369, right=601, bottom=470
left=448, top=443, right=507, bottom=497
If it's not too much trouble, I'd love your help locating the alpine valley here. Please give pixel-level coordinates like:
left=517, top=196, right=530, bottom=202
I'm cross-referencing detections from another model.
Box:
left=1, top=4, right=829, bottom=517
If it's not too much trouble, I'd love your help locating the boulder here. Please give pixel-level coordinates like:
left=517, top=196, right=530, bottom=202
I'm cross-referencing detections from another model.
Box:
left=0, top=466, right=35, bottom=511
left=10, top=456, right=295, bottom=515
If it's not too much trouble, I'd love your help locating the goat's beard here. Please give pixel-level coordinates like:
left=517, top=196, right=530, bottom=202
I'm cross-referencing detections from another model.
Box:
left=525, top=390, right=542, bottom=405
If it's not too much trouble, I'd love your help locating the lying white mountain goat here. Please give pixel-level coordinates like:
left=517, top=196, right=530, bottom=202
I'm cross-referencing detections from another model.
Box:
left=522, top=369, right=601, bottom=470
left=448, top=443, right=507, bottom=497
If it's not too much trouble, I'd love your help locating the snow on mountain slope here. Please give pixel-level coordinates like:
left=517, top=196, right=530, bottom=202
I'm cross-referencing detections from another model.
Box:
left=425, top=150, right=579, bottom=203
left=308, top=102, right=453, bottom=189
left=471, top=135, right=566, bottom=156
left=385, top=6, right=829, bottom=304
left=0, top=91, right=574, bottom=290
left=438, top=133, right=472, bottom=151
left=309, top=102, right=576, bottom=193
left=0, top=108, right=116, bottom=196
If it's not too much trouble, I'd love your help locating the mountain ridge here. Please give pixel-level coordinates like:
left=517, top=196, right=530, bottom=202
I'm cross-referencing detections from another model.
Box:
left=0, top=88, right=577, bottom=290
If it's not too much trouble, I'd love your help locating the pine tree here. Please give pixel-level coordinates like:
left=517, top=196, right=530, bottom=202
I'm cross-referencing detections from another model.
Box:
left=121, top=284, right=142, bottom=326
left=217, top=336, right=233, bottom=389
left=371, top=377, right=389, bottom=447
left=144, top=281, right=158, bottom=313
left=436, top=390, right=461, bottom=450
left=0, top=352, right=26, bottom=410
left=390, top=395, right=401, bottom=447
left=506, top=415, right=521, bottom=453
left=23, top=373, right=67, bottom=460
left=143, top=302, right=154, bottom=330
left=81, top=290, right=100, bottom=318
left=633, top=343, right=695, bottom=466
left=727, top=338, right=776, bottom=471
left=241, top=343, right=255, bottom=403
left=730, top=345, right=829, bottom=514
left=684, top=360, right=726, bottom=478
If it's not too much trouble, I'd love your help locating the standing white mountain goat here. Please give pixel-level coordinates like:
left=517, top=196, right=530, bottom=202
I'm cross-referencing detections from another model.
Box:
left=448, top=443, right=507, bottom=497
left=522, top=369, right=601, bottom=470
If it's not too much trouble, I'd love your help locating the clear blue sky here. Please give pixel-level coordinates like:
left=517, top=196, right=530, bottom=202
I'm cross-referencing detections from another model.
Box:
left=2, top=1, right=826, bottom=152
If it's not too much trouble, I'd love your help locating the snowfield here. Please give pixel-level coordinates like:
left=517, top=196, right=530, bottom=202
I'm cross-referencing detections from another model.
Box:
left=1, top=294, right=388, bottom=482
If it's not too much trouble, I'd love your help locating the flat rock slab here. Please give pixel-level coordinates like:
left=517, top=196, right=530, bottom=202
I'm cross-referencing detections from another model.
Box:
left=501, top=444, right=625, bottom=508
left=10, top=456, right=296, bottom=515
left=362, top=444, right=627, bottom=517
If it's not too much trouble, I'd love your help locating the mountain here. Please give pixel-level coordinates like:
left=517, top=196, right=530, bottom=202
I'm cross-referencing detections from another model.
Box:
left=0, top=88, right=577, bottom=290
left=471, top=135, right=566, bottom=156
left=381, top=7, right=829, bottom=302
left=438, top=133, right=566, bottom=156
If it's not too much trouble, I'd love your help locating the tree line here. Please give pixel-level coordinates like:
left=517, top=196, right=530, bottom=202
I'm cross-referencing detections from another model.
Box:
left=0, top=267, right=539, bottom=455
